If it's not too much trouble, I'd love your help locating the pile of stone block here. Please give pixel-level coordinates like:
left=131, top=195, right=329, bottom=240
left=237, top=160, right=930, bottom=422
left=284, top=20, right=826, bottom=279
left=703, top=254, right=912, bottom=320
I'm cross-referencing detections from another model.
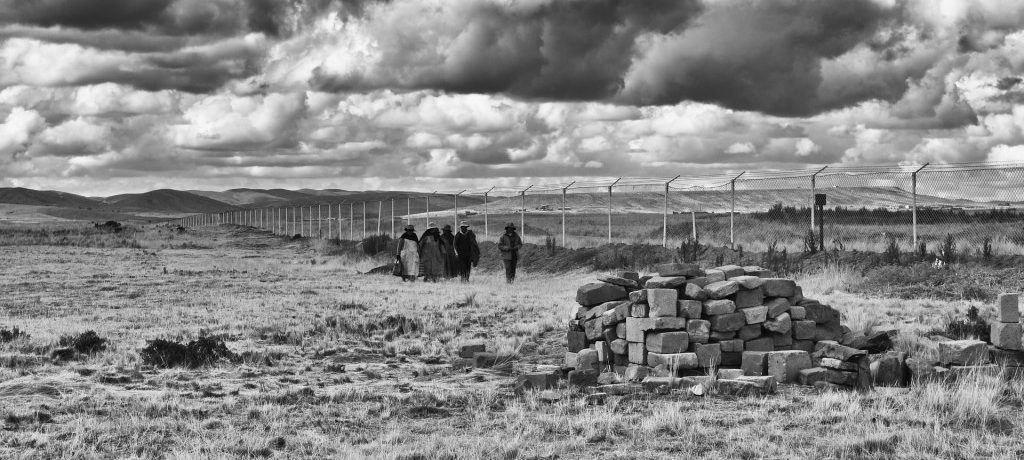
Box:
left=565, top=263, right=860, bottom=392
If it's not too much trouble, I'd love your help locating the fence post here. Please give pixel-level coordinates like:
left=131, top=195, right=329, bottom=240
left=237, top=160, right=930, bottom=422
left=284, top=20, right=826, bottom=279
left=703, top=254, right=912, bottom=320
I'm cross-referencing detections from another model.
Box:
left=426, top=194, right=431, bottom=224
left=406, top=196, right=411, bottom=229
left=391, top=198, right=395, bottom=237
left=562, top=181, right=575, bottom=247
left=454, top=190, right=465, bottom=229
left=338, top=203, right=342, bottom=239
left=521, top=185, right=533, bottom=241
left=362, top=202, right=366, bottom=239
left=349, top=202, right=354, bottom=240
left=912, top=163, right=929, bottom=247
left=484, top=187, right=494, bottom=241
left=608, top=178, right=621, bottom=245
left=664, top=175, right=680, bottom=248
left=810, top=166, right=828, bottom=233
left=730, top=172, right=746, bottom=249
left=377, top=201, right=383, bottom=235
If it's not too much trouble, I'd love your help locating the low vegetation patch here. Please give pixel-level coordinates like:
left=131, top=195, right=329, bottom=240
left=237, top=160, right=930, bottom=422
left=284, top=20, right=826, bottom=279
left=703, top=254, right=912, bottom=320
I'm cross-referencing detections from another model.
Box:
left=0, top=326, right=28, bottom=343
left=58, top=331, right=107, bottom=354
left=140, top=336, right=238, bottom=368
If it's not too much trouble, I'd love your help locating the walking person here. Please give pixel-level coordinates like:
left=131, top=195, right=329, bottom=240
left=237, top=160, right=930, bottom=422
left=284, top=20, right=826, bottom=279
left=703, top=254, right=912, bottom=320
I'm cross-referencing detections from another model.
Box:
left=418, top=223, right=445, bottom=282
left=395, top=224, right=419, bottom=282
left=454, top=221, right=480, bottom=282
left=498, top=222, right=523, bottom=283
left=440, top=224, right=459, bottom=279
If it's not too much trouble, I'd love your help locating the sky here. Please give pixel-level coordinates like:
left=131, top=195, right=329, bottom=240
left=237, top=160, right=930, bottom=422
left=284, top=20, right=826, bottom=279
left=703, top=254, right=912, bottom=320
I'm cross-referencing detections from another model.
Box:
left=1, top=0, right=1024, bottom=196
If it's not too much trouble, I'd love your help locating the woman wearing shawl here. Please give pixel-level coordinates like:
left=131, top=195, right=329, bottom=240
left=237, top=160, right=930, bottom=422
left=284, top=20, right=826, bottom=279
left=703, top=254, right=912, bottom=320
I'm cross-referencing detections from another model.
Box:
left=395, top=224, right=420, bottom=281
left=440, top=224, right=459, bottom=279
left=418, top=223, right=445, bottom=282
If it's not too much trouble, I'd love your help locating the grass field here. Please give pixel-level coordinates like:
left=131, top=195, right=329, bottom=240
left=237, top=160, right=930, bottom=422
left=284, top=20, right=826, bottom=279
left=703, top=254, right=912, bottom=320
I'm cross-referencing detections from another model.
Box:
left=2, top=224, right=1024, bottom=458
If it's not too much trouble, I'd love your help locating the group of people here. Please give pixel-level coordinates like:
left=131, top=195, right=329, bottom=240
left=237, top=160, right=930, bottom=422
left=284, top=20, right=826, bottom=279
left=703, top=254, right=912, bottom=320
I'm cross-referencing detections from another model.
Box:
left=395, top=221, right=523, bottom=283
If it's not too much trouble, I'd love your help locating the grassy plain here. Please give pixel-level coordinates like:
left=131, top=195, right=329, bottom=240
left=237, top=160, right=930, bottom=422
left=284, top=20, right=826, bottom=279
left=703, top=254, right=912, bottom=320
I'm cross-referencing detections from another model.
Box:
left=1, top=224, right=1023, bottom=458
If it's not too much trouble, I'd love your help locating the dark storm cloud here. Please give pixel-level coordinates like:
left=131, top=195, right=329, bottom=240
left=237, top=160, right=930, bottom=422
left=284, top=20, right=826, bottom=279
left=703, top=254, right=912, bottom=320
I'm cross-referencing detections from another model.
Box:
left=0, top=0, right=173, bottom=30
left=311, top=0, right=705, bottom=100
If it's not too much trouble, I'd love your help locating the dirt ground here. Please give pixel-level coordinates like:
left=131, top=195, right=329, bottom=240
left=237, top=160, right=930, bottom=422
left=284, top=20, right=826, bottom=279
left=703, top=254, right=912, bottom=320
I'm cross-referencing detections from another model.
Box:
left=1, top=224, right=1023, bottom=459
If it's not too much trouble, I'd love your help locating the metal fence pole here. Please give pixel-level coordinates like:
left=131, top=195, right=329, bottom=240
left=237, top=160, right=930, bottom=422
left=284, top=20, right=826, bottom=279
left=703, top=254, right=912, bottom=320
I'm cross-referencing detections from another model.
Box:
left=454, top=190, right=465, bottom=229
left=912, top=163, right=929, bottom=247
left=484, top=187, right=494, bottom=241
left=377, top=201, right=383, bottom=235
left=406, top=196, right=411, bottom=229
left=521, top=185, right=533, bottom=241
left=349, top=202, right=354, bottom=240
left=730, top=172, right=746, bottom=249
left=426, top=194, right=431, bottom=224
left=327, top=204, right=332, bottom=239
left=317, top=204, right=322, bottom=239
left=391, top=198, right=395, bottom=237
left=691, top=210, right=697, bottom=240
left=663, top=176, right=679, bottom=248
left=338, top=203, right=342, bottom=239
left=811, top=166, right=827, bottom=232
left=562, top=182, right=575, bottom=247
left=362, top=201, right=366, bottom=239
left=608, top=178, right=621, bottom=244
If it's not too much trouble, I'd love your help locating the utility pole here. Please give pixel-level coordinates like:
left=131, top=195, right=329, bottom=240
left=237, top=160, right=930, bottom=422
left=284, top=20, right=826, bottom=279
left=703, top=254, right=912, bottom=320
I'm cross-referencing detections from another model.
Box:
left=663, top=175, right=680, bottom=248
left=608, top=178, right=621, bottom=245
left=730, top=172, right=746, bottom=249
left=912, top=163, right=930, bottom=247
left=810, top=166, right=828, bottom=233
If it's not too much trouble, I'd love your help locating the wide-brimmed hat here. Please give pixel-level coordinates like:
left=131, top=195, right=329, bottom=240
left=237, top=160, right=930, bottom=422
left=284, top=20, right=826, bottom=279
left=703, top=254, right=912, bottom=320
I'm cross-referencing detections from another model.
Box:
left=442, top=224, right=453, bottom=231
left=428, top=222, right=438, bottom=229
left=459, top=221, right=470, bottom=228
left=505, top=222, right=516, bottom=229
left=404, top=224, right=415, bottom=231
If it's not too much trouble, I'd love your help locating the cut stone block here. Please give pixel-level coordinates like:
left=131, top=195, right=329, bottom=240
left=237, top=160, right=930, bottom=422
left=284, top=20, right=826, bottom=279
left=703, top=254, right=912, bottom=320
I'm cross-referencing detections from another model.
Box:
left=704, top=269, right=726, bottom=283
left=567, top=331, right=588, bottom=353
left=577, top=349, right=600, bottom=370
left=694, top=343, right=722, bottom=368
left=763, top=278, right=797, bottom=297
left=804, top=303, right=836, bottom=324
left=594, top=341, right=611, bottom=363
left=628, top=342, right=647, bottom=365
left=734, top=288, right=765, bottom=309
left=615, top=323, right=627, bottom=339
left=771, top=332, right=793, bottom=348
left=654, top=263, right=703, bottom=277
left=704, top=299, right=736, bottom=316
left=720, top=339, right=744, bottom=353
left=705, top=280, right=740, bottom=299
left=814, top=320, right=844, bottom=342
left=597, top=274, right=640, bottom=289
left=597, top=371, right=621, bottom=385
left=687, top=276, right=710, bottom=288
left=628, top=289, right=647, bottom=303
left=678, top=300, right=703, bottom=319
left=458, top=343, right=486, bottom=358
left=812, top=340, right=868, bottom=361
left=938, top=340, right=990, bottom=366
left=763, top=313, right=792, bottom=334
left=640, top=376, right=685, bottom=393
left=567, top=369, right=599, bottom=387
left=792, top=340, right=815, bottom=354
left=709, top=312, right=746, bottom=332
left=743, top=266, right=773, bottom=277
left=687, top=319, right=711, bottom=344
left=630, top=303, right=649, bottom=318
left=715, top=265, right=747, bottom=279
left=736, top=375, right=777, bottom=394
left=646, top=332, right=689, bottom=354
left=517, top=371, right=559, bottom=390
left=720, top=352, right=742, bottom=367
left=999, top=293, right=1020, bottom=323
left=645, top=276, right=688, bottom=289
left=585, top=318, right=604, bottom=341
left=717, top=379, right=762, bottom=396
left=647, top=352, right=699, bottom=372
left=648, top=289, right=679, bottom=318
left=765, top=298, right=790, bottom=318
left=683, top=284, right=708, bottom=301
left=709, top=330, right=737, bottom=341
left=990, top=347, right=1024, bottom=366
left=767, top=350, right=812, bottom=383
left=797, top=367, right=828, bottom=386
left=624, top=365, right=650, bottom=382
left=870, top=352, right=907, bottom=387
left=474, top=352, right=498, bottom=368
left=577, top=282, right=628, bottom=307
left=789, top=305, right=806, bottom=320
left=746, top=337, right=774, bottom=352
left=991, top=322, right=1023, bottom=350
left=610, top=338, right=629, bottom=355
left=564, top=352, right=578, bottom=368
left=741, top=351, right=770, bottom=376
left=789, top=286, right=804, bottom=305
left=793, top=320, right=816, bottom=340
left=731, top=275, right=766, bottom=290
left=616, top=271, right=640, bottom=282
left=603, top=327, right=617, bottom=344
left=818, top=357, right=858, bottom=371
left=718, top=368, right=744, bottom=380
left=584, top=301, right=614, bottom=320
left=738, top=324, right=762, bottom=341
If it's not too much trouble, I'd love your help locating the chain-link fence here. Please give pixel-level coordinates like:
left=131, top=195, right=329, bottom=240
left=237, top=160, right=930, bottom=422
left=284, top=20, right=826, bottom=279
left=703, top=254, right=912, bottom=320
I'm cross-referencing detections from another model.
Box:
left=181, top=162, right=1024, bottom=257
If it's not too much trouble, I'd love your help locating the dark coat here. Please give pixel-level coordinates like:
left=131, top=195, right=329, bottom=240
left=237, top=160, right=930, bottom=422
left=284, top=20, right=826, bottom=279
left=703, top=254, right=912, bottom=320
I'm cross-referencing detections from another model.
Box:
left=498, top=231, right=523, bottom=261
left=418, top=228, right=445, bottom=278
left=454, top=229, right=480, bottom=265
left=440, top=230, right=458, bottom=278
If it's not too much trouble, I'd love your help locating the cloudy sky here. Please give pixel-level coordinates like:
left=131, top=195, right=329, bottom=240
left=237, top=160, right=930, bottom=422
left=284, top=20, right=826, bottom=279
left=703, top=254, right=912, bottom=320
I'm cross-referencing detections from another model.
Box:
left=1, top=0, right=1023, bottom=196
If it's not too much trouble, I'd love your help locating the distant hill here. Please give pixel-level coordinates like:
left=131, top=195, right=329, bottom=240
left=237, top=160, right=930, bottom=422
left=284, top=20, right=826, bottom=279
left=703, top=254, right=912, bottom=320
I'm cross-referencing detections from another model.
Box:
left=0, top=187, right=102, bottom=208
left=105, top=189, right=235, bottom=213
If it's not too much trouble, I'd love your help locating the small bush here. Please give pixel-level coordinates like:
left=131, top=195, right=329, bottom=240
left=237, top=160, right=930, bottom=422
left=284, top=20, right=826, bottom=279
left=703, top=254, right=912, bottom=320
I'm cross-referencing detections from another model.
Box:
left=883, top=235, right=901, bottom=265
left=544, top=236, right=558, bottom=255
left=361, top=234, right=393, bottom=257
left=939, top=234, right=957, bottom=264
left=803, top=229, right=818, bottom=254
left=982, top=237, right=993, bottom=260
left=140, top=336, right=238, bottom=368
left=0, top=326, right=28, bottom=343
left=59, top=331, right=107, bottom=354
left=935, top=306, right=990, bottom=342
left=678, top=236, right=707, bottom=263
left=916, top=240, right=928, bottom=260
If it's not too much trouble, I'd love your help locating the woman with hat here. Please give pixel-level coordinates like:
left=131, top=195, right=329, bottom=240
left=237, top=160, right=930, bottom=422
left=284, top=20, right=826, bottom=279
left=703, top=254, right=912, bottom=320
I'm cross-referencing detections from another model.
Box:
left=418, top=222, right=445, bottom=282
left=440, top=224, right=459, bottom=279
left=454, top=221, right=480, bottom=281
left=395, top=224, right=420, bottom=281
left=498, top=222, right=523, bottom=283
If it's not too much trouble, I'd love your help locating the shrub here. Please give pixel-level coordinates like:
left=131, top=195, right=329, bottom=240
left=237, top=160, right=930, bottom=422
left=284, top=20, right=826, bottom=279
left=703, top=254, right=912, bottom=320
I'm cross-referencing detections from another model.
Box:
left=544, top=236, right=558, bottom=255
left=678, top=236, right=707, bottom=263
left=360, top=234, right=393, bottom=257
left=0, top=326, right=28, bottom=343
left=982, top=237, right=993, bottom=260
left=803, top=229, right=818, bottom=254
left=939, top=234, right=957, bottom=264
left=916, top=240, right=928, bottom=260
left=59, top=331, right=107, bottom=354
left=935, top=306, right=990, bottom=342
left=883, top=235, right=901, bottom=265
left=140, top=336, right=238, bottom=368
